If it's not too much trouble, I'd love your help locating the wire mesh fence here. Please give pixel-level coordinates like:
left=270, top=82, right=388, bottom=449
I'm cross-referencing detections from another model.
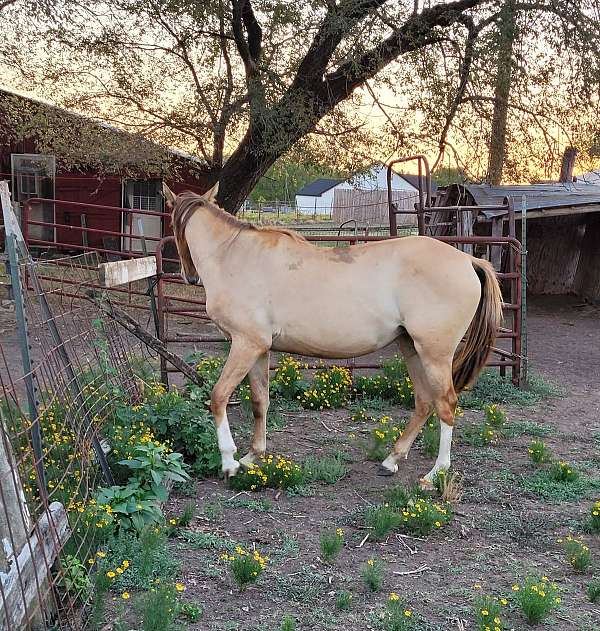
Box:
left=0, top=251, right=156, bottom=630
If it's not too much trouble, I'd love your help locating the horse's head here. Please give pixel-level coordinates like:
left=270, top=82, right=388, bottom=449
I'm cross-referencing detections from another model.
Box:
left=168, top=182, right=219, bottom=285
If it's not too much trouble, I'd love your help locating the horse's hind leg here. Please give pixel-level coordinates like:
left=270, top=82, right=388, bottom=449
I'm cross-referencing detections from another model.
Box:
left=240, top=351, right=270, bottom=467
left=415, top=349, right=458, bottom=488
left=211, top=337, right=266, bottom=477
left=379, top=335, right=434, bottom=475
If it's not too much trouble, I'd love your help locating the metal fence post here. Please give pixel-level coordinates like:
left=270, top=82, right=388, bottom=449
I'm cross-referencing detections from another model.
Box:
left=520, top=195, right=528, bottom=386
left=5, top=233, right=47, bottom=498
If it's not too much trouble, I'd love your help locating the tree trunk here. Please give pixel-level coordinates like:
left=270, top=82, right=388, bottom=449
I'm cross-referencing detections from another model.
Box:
left=486, top=0, right=516, bottom=185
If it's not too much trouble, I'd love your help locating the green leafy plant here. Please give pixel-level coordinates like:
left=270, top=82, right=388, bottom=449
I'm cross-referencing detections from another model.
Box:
left=221, top=545, right=268, bottom=589
left=141, top=583, right=179, bottom=631
left=104, top=527, right=177, bottom=589
left=364, top=505, right=402, bottom=540
left=119, top=442, right=190, bottom=489
left=302, top=455, right=347, bottom=484
left=299, top=365, right=352, bottom=409
left=420, top=416, right=439, bottom=457
left=178, top=601, right=203, bottom=623
left=550, top=461, right=579, bottom=483
left=279, top=614, right=297, bottom=631
left=385, top=593, right=417, bottom=630
left=336, top=590, right=352, bottom=610
left=587, top=578, right=600, bottom=603
left=484, top=403, right=507, bottom=428
left=319, top=527, right=344, bottom=562
left=560, top=535, right=592, bottom=572
left=398, top=497, right=452, bottom=536
left=361, top=558, right=384, bottom=592
left=512, top=576, right=561, bottom=625
left=271, top=356, right=306, bottom=400
left=528, top=440, right=551, bottom=464
left=367, top=415, right=404, bottom=461
left=586, top=500, right=600, bottom=533
left=59, top=554, right=91, bottom=600
left=93, top=482, right=164, bottom=532
left=474, top=594, right=506, bottom=631
left=228, top=454, right=304, bottom=491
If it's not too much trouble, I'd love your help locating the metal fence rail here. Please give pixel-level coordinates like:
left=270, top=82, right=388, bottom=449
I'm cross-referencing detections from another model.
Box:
left=13, top=193, right=522, bottom=385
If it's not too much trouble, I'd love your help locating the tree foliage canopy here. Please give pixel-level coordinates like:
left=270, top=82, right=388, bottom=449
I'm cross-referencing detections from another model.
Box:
left=2, top=0, right=600, bottom=210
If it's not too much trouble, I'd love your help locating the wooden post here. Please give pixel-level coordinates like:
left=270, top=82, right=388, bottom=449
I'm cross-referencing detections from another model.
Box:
left=558, top=147, right=578, bottom=183
left=490, top=217, right=503, bottom=270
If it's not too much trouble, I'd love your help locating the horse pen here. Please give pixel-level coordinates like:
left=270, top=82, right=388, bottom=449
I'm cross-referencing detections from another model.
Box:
left=0, top=178, right=599, bottom=631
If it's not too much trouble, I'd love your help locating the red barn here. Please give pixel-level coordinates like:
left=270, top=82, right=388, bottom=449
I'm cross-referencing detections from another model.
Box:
left=0, top=87, right=210, bottom=254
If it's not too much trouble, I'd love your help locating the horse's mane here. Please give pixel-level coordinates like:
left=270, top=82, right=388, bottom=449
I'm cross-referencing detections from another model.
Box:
left=172, top=190, right=307, bottom=246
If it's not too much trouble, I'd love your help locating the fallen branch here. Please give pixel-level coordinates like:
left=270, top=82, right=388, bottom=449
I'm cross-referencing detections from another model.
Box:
left=83, top=290, right=204, bottom=387
left=392, top=564, right=430, bottom=576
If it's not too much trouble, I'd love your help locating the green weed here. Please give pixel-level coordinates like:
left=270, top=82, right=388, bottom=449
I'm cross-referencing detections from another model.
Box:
left=182, top=531, right=236, bottom=552
left=385, top=593, right=417, bottom=630
left=474, top=594, right=506, bottom=631
left=279, top=614, right=296, bottom=631
left=178, top=601, right=203, bottom=622
left=364, top=505, right=402, bottom=540
left=520, top=470, right=600, bottom=502
left=319, top=527, right=344, bottom=562
left=528, top=440, right=551, bottom=464
left=560, top=535, right=592, bottom=572
left=177, top=502, right=195, bottom=527
left=300, top=364, right=352, bottom=409
left=460, top=370, right=560, bottom=408
left=361, top=558, right=384, bottom=592
left=140, top=583, right=179, bottom=631
left=512, top=576, right=561, bottom=625
left=550, top=461, right=579, bottom=483
left=229, top=454, right=304, bottom=491
left=585, top=500, right=600, bottom=533
left=420, top=416, right=439, bottom=457
left=336, top=590, right=352, bottom=610
left=221, top=546, right=268, bottom=590
left=228, top=497, right=273, bottom=512
left=588, top=578, right=600, bottom=603
left=303, top=455, right=347, bottom=484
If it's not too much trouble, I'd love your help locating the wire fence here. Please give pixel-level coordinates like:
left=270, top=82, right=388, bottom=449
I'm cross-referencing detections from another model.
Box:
left=0, top=250, right=155, bottom=629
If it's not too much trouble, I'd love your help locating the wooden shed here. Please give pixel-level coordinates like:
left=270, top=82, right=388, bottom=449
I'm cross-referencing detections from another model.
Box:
left=435, top=182, right=600, bottom=303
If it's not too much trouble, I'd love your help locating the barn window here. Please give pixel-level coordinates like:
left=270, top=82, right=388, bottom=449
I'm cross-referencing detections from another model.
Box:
left=10, top=154, right=56, bottom=243
left=122, top=178, right=163, bottom=253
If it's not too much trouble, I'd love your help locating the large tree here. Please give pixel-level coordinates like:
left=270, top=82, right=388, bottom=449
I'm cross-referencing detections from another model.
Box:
left=2, top=0, right=600, bottom=210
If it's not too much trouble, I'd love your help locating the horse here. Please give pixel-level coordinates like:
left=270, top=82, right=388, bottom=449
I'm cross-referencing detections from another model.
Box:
left=164, top=183, right=502, bottom=487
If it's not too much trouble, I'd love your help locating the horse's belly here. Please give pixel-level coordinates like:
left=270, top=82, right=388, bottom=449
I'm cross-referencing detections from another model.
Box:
left=271, top=318, right=400, bottom=359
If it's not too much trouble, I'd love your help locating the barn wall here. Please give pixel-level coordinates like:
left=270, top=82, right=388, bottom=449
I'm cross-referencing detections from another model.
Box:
left=520, top=215, right=586, bottom=295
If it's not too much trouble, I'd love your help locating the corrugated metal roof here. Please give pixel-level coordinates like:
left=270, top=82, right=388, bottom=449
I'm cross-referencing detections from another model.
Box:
left=447, top=182, right=600, bottom=218
left=296, top=178, right=343, bottom=196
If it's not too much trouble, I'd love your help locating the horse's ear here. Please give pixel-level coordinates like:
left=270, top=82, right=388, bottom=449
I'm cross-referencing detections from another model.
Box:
left=203, top=181, right=219, bottom=203
left=162, top=183, right=177, bottom=209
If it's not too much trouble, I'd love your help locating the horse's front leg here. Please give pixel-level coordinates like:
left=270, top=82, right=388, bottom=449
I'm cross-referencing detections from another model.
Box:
left=240, top=351, right=270, bottom=467
left=210, top=338, right=265, bottom=477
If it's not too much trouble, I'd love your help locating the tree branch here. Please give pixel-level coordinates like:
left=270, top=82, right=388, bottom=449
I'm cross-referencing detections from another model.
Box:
left=323, top=0, right=488, bottom=105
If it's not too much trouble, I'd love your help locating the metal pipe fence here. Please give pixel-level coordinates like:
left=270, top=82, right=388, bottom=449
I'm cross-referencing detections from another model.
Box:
left=13, top=195, right=522, bottom=386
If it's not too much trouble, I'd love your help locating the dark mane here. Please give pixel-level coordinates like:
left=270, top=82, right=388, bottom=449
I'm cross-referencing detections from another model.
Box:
left=171, top=190, right=307, bottom=247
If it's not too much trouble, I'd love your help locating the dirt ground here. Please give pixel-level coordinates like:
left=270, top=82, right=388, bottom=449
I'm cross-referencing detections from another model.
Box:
left=0, top=293, right=598, bottom=630
left=163, top=295, right=600, bottom=631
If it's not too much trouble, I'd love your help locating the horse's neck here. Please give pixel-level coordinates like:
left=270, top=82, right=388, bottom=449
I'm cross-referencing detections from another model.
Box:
left=186, top=209, right=240, bottom=284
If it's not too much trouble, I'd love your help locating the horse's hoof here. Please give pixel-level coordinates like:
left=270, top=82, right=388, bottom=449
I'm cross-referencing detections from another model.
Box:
left=223, top=461, right=241, bottom=479
left=419, top=477, right=435, bottom=491
left=377, top=464, right=396, bottom=477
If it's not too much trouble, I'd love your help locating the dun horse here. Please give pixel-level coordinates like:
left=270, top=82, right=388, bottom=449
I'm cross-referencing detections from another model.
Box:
left=165, top=184, right=502, bottom=487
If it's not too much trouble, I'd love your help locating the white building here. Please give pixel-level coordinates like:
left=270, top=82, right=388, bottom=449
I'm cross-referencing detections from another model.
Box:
left=294, top=164, right=434, bottom=215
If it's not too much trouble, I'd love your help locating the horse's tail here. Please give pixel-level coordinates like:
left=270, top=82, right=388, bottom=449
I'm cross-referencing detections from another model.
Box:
left=452, top=257, right=503, bottom=393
